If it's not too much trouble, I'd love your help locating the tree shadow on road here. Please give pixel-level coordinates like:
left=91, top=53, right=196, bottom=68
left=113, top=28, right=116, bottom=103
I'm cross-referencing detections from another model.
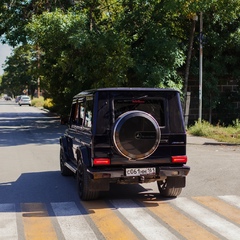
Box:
left=0, top=111, right=67, bottom=146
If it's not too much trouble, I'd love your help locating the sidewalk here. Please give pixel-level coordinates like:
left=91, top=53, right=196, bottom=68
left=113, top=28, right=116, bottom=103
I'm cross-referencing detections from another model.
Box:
left=187, top=134, right=221, bottom=145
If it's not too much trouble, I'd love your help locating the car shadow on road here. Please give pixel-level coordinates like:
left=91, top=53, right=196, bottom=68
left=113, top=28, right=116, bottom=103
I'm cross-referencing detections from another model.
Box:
left=0, top=171, right=171, bottom=215
left=0, top=171, right=78, bottom=204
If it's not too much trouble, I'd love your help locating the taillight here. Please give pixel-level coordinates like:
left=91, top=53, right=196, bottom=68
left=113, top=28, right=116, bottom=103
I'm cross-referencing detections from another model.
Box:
left=93, top=158, right=110, bottom=165
left=171, top=156, right=187, bottom=163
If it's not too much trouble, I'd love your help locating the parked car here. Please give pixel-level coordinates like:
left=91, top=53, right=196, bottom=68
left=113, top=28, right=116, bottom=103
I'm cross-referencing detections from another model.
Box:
left=4, top=95, right=12, bottom=101
left=60, top=88, right=190, bottom=200
left=15, top=95, right=21, bottom=103
left=18, top=95, right=31, bottom=106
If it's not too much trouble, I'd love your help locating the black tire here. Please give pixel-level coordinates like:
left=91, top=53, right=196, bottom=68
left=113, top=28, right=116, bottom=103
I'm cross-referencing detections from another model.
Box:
left=157, top=181, right=182, bottom=197
left=113, top=110, right=161, bottom=160
left=77, top=164, right=99, bottom=201
left=60, top=148, right=73, bottom=176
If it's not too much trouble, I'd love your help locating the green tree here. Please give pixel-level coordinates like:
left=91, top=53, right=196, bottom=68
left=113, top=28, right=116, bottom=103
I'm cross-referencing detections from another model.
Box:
left=26, top=9, right=132, bottom=113
left=1, top=45, right=35, bottom=96
left=1, top=0, right=240, bottom=123
left=0, top=0, right=74, bottom=46
left=189, top=0, right=240, bottom=123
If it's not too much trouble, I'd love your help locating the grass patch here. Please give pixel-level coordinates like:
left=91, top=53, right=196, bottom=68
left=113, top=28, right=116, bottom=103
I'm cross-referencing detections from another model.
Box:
left=188, top=120, right=240, bottom=144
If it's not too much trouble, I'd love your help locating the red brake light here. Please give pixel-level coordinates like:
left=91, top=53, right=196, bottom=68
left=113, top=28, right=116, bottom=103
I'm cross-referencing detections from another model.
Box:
left=171, top=156, right=187, bottom=163
left=93, top=158, right=110, bottom=165
left=132, top=100, right=145, bottom=103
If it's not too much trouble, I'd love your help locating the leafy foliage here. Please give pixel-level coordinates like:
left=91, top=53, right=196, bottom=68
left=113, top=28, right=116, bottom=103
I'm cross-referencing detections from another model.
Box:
left=188, top=0, right=240, bottom=123
left=1, top=45, right=35, bottom=96
left=0, top=0, right=240, bottom=120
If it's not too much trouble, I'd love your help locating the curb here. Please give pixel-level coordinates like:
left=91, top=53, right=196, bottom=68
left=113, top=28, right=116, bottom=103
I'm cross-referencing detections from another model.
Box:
left=187, top=134, right=240, bottom=146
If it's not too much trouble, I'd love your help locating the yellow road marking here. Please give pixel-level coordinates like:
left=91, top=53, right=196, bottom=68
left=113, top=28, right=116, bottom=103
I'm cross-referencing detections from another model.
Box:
left=193, top=196, right=240, bottom=224
left=82, top=200, right=138, bottom=240
left=142, top=198, right=219, bottom=240
left=21, top=203, right=58, bottom=240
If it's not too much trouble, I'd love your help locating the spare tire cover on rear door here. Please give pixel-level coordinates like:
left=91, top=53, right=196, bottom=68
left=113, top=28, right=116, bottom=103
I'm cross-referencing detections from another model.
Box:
left=113, top=110, right=161, bottom=160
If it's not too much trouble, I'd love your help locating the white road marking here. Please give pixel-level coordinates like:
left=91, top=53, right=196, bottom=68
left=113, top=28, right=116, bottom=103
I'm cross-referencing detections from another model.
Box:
left=0, top=203, right=18, bottom=240
left=172, top=197, right=240, bottom=240
left=219, top=195, right=240, bottom=208
left=51, top=202, right=98, bottom=240
left=110, top=199, right=179, bottom=240
left=1, top=196, right=240, bottom=239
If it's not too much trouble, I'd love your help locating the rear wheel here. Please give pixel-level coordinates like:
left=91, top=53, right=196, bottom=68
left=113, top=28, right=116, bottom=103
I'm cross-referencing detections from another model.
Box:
left=157, top=181, right=182, bottom=197
left=77, top=164, right=99, bottom=201
left=60, top=148, right=73, bottom=176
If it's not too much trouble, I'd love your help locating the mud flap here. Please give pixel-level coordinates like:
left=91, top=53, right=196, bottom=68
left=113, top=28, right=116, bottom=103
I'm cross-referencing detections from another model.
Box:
left=88, top=179, right=110, bottom=191
left=167, top=177, right=186, bottom=188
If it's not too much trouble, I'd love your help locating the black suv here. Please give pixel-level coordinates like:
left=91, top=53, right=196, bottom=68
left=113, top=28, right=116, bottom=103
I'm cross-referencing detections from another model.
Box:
left=60, top=88, right=190, bottom=200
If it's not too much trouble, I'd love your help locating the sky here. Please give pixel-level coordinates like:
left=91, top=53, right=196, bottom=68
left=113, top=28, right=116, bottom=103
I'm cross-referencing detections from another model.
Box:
left=0, top=43, right=12, bottom=75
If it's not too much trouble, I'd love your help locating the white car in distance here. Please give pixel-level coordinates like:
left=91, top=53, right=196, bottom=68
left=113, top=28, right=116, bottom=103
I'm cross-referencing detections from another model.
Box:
left=18, top=95, right=31, bottom=106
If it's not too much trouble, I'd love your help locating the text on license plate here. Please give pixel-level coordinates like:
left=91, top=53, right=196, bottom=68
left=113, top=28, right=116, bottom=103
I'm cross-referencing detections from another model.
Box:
left=126, top=167, right=156, bottom=176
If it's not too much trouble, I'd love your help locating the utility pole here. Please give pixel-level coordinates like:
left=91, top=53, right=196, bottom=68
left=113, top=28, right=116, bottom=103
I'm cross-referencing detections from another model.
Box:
left=183, top=14, right=198, bottom=127
left=199, top=12, right=203, bottom=121
left=37, top=45, right=40, bottom=98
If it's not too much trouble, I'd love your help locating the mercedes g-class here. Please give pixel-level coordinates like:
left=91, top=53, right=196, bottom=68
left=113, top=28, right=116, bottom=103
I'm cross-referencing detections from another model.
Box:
left=60, top=88, right=190, bottom=200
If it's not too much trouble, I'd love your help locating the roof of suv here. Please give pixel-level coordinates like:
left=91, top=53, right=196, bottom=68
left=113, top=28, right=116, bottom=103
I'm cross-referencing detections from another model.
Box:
left=74, top=87, right=179, bottom=98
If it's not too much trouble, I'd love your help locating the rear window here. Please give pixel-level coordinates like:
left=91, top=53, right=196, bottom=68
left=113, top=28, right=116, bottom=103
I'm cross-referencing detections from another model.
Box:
left=114, top=99, right=165, bottom=126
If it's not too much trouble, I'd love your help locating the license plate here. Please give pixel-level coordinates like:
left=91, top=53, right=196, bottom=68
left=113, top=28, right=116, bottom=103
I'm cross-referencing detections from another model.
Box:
left=126, top=167, right=156, bottom=176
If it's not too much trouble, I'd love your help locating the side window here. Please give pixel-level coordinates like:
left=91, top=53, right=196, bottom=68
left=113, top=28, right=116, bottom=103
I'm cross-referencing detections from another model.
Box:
left=70, top=101, right=83, bottom=126
left=70, top=97, right=93, bottom=128
left=70, top=102, right=78, bottom=124
left=80, top=105, right=84, bottom=125
left=83, top=100, right=93, bottom=128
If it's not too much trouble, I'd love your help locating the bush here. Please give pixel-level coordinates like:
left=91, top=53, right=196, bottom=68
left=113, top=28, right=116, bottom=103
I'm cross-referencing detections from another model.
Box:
left=43, top=98, right=54, bottom=110
left=188, top=119, right=240, bottom=144
left=31, top=97, right=54, bottom=111
left=31, top=96, right=44, bottom=107
left=188, top=120, right=213, bottom=137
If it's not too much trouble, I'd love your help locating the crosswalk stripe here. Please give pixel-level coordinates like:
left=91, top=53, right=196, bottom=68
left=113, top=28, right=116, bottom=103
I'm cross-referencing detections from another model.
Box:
left=82, top=200, right=139, bottom=240
left=21, top=203, right=58, bottom=240
left=1, top=196, right=240, bottom=239
left=143, top=199, right=219, bottom=240
left=219, top=195, right=240, bottom=209
left=51, top=202, right=98, bottom=240
left=172, top=197, right=240, bottom=240
left=110, top=199, right=179, bottom=240
left=193, top=196, right=240, bottom=225
left=0, top=204, right=18, bottom=240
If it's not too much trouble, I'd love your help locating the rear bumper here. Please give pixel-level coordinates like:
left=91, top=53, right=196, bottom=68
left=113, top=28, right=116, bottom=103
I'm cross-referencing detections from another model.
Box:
left=90, top=166, right=190, bottom=179
left=86, top=166, right=190, bottom=191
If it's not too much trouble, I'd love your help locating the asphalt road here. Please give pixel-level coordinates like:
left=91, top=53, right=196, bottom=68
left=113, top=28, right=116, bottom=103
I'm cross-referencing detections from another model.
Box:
left=184, top=134, right=240, bottom=197
left=1, top=99, right=240, bottom=240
